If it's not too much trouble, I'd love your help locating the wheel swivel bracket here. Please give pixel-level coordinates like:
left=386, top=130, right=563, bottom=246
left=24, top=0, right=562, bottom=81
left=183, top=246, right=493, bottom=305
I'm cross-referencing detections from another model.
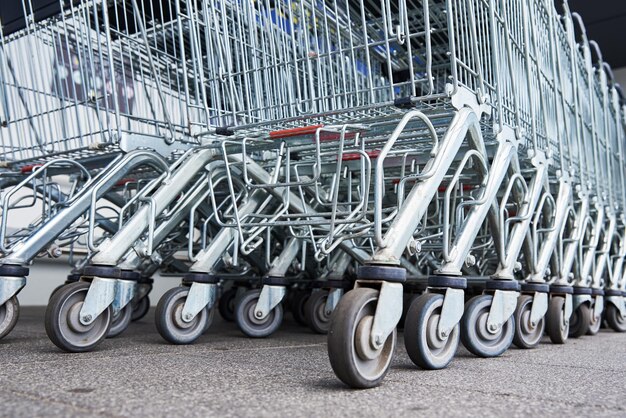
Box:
left=254, top=285, right=286, bottom=320
left=181, top=282, right=217, bottom=322
left=368, top=281, right=403, bottom=349
left=437, top=287, right=465, bottom=338
left=0, top=276, right=26, bottom=306
left=80, top=277, right=116, bottom=325
left=487, top=290, right=519, bottom=330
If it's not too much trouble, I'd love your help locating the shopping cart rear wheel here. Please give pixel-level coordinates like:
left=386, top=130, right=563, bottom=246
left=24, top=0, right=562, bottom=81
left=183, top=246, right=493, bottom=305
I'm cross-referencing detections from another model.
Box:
left=45, top=282, right=112, bottom=352
left=305, top=290, right=332, bottom=334
left=568, top=303, right=590, bottom=338
left=512, top=295, right=545, bottom=349
left=403, top=293, right=459, bottom=370
left=48, top=284, right=65, bottom=302
left=587, top=306, right=602, bottom=336
left=290, top=290, right=310, bottom=326
left=0, top=296, right=20, bottom=340
left=218, top=288, right=237, bottom=322
left=155, top=286, right=213, bottom=344
left=460, top=294, right=514, bottom=357
left=107, top=304, right=133, bottom=338
left=235, top=289, right=283, bottom=338
left=327, top=288, right=395, bottom=388
left=131, top=296, right=151, bottom=322
left=605, top=304, right=626, bottom=332
left=546, top=296, right=569, bottom=344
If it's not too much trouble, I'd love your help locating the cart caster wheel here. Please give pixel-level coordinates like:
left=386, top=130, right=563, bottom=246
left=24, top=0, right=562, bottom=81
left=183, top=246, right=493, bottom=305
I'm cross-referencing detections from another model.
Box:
left=404, top=293, right=459, bottom=369
left=218, top=288, right=237, bottom=322
left=107, top=304, right=133, bottom=338
left=587, top=308, right=602, bottom=336
left=568, top=303, right=590, bottom=338
left=305, top=290, right=333, bottom=334
left=546, top=296, right=568, bottom=344
left=605, top=304, right=626, bottom=332
left=203, top=308, right=215, bottom=334
left=45, top=282, right=111, bottom=352
left=327, top=288, right=396, bottom=388
left=461, top=295, right=514, bottom=357
left=48, top=284, right=66, bottom=302
left=512, top=295, right=544, bottom=349
left=131, top=296, right=150, bottom=322
left=0, top=296, right=20, bottom=340
left=291, top=290, right=310, bottom=326
left=155, top=287, right=213, bottom=344
left=235, top=289, right=283, bottom=338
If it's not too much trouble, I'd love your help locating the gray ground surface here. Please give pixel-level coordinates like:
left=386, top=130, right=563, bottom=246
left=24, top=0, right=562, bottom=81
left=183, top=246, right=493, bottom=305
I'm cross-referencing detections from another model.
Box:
left=1, top=307, right=625, bottom=417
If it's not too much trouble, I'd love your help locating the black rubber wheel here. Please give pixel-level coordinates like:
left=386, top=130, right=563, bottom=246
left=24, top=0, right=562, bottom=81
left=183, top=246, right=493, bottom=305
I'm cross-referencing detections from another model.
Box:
left=155, top=287, right=213, bottom=344
left=0, top=296, right=20, bottom=340
left=568, top=303, right=590, bottom=338
left=404, top=293, right=459, bottom=369
left=305, top=290, right=333, bottom=334
left=131, top=296, right=150, bottom=322
left=45, top=282, right=112, bottom=352
left=546, top=296, right=568, bottom=344
left=327, top=288, right=396, bottom=388
left=512, top=294, right=545, bottom=349
left=460, top=294, right=514, bottom=357
left=290, top=290, right=310, bottom=326
left=605, top=303, right=626, bottom=332
left=235, top=289, right=283, bottom=338
left=48, top=284, right=66, bottom=302
left=587, top=304, right=602, bottom=336
left=218, top=288, right=237, bottom=322
left=107, top=304, right=133, bottom=338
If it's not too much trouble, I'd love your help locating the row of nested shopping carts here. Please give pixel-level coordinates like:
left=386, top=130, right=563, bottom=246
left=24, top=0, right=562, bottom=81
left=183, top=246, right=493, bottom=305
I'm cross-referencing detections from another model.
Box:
left=0, top=0, right=625, bottom=388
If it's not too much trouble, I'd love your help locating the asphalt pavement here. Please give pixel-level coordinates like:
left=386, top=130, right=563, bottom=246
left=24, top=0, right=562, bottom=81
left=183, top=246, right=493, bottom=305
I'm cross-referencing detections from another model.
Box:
left=1, top=307, right=625, bottom=417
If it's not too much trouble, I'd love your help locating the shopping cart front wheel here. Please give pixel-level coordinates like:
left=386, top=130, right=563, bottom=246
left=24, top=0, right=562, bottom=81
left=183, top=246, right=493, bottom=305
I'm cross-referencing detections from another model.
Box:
left=605, top=304, right=626, bottom=332
left=305, top=290, right=332, bottom=334
left=107, top=304, right=133, bottom=338
left=568, top=303, right=591, bottom=338
left=512, top=295, right=545, bottom=349
left=403, top=293, right=460, bottom=370
left=155, top=286, right=214, bottom=344
left=327, top=288, right=396, bottom=388
left=546, top=296, right=569, bottom=344
left=131, top=295, right=151, bottom=322
left=460, top=295, right=515, bottom=357
left=0, top=296, right=19, bottom=340
left=45, top=282, right=112, bottom=352
left=235, top=289, right=284, bottom=338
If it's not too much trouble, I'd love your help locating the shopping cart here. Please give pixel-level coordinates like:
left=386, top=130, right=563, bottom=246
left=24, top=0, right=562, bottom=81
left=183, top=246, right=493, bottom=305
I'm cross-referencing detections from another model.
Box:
left=0, top=0, right=625, bottom=391
left=0, top=0, right=198, bottom=340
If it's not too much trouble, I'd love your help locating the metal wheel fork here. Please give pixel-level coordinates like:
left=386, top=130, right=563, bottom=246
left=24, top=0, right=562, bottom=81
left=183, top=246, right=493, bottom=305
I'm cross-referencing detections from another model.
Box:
left=529, top=291, right=549, bottom=326
left=563, top=293, right=574, bottom=324
left=180, top=282, right=217, bottom=323
left=254, top=285, right=286, bottom=320
left=606, top=295, right=626, bottom=319
left=592, top=294, right=604, bottom=321
left=435, top=288, right=465, bottom=339
left=572, top=294, right=592, bottom=313
left=79, top=277, right=138, bottom=325
left=486, top=290, right=520, bottom=332
left=0, top=276, right=26, bottom=306
left=79, top=277, right=116, bottom=326
left=324, top=288, right=344, bottom=316
left=354, top=281, right=403, bottom=349
left=112, top=279, right=137, bottom=316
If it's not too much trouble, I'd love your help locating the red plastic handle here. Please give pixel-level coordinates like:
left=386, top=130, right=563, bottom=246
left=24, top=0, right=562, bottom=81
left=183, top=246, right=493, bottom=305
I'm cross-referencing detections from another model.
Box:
left=269, top=125, right=324, bottom=139
left=20, top=164, right=42, bottom=173
left=341, top=150, right=380, bottom=161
